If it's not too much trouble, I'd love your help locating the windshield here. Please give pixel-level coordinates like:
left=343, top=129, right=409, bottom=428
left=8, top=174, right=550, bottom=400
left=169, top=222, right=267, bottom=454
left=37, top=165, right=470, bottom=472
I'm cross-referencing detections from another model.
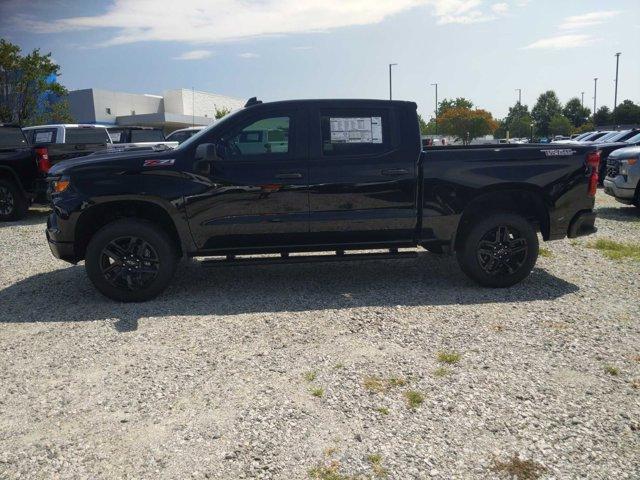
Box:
left=573, top=132, right=592, bottom=141
left=131, top=129, right=165, bottom=142
left=582, top=131, right=609, bottom=142
left=66, top=128, right=111, bottom=144
left=177, top=108, right=245, bottom=150
left=626, top=132, right=640, bottom=144
left=0, top=127, right=28, bottom=148
left=596, top=131, right=621, bottom=143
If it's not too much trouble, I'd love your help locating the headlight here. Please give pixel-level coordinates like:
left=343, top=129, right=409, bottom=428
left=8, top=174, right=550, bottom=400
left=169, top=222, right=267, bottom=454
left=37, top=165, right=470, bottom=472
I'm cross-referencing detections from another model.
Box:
left=51, top=177, right=70, bottom=193
left=619, top=158, right=636, bottom=176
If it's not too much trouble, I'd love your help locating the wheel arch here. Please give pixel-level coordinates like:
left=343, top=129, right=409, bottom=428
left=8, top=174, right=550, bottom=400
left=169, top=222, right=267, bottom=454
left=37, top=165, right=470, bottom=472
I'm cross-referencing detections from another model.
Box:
left=0, top=166, right=27, bottom=194
left=453, top=184, right=550, bottom=250
left=74, top=199, right=190, bottom=260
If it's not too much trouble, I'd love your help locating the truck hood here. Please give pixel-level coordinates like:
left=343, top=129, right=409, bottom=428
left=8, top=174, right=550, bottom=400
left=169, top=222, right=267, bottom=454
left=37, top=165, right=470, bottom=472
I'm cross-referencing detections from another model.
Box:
left=48, top=149, right=176, bottom=176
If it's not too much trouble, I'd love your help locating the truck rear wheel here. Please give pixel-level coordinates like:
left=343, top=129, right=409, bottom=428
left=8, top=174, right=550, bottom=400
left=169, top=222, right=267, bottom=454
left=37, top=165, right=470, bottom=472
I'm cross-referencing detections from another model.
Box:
left=0, top=179, right=28, bottom=221
left=85, top=219, right=178, bottom=302
left=456, top=212, right=538, bottom=288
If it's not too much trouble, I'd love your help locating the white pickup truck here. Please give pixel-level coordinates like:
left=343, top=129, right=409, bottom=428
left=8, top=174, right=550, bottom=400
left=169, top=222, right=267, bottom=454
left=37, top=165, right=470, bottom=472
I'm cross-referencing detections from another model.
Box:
left=106, top=127, right=178, bottom=152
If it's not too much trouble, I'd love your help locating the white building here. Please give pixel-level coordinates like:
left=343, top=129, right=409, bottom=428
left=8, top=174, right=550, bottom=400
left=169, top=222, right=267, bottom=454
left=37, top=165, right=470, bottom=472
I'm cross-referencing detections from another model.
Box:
left=68, top=88, right=245, bottom=132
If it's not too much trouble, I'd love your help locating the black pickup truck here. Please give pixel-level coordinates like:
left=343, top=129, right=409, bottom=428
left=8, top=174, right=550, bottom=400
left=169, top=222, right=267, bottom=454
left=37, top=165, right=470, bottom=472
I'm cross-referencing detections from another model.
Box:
left=45, top=99, right=600, bottom=302
left=1, top=124, right=111, bottom=220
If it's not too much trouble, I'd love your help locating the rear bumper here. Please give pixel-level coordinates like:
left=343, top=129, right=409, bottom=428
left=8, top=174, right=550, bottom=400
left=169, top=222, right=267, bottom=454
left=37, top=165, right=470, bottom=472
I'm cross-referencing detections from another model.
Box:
left=567, top=210, right=597, bottom=238
left=46, top=214, right=77, bottom=263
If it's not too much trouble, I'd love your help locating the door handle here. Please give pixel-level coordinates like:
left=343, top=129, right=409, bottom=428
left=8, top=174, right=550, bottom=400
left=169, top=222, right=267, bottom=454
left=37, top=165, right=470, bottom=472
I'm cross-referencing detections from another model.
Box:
left=381, top=168, right=409, bottom=176
left=275, top=173, right=303, bottom=179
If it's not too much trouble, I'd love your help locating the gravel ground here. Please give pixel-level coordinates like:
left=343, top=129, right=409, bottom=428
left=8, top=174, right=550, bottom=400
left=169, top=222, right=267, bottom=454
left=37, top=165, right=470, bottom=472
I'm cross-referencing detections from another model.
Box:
left=0, top=191, right=638, bottom=480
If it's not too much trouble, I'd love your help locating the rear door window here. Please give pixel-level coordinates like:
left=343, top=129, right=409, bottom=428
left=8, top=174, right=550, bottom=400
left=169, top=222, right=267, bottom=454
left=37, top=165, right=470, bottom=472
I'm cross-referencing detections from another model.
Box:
left=319, top=109, right=393, bottom=157
left=32, top=128, right=57, bottom=144
left=65, top=128, right=110, bottom=144
left=0, top=127, right=29, bottom=148
left=130, top=129, right=165, bottom=142
left=108, top=129, right=125, bottom=143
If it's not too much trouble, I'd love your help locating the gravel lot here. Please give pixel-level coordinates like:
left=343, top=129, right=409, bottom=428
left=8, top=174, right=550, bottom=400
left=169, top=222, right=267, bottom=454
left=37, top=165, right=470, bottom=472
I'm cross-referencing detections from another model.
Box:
left=0, top=191, right=638, bottom=480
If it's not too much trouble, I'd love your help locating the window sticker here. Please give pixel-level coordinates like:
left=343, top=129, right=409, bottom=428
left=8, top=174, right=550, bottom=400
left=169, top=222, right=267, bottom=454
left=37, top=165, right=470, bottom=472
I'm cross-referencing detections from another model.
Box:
left=34, top=131, right=53, bottom=143
left=329, top=117, right=382, bottom=144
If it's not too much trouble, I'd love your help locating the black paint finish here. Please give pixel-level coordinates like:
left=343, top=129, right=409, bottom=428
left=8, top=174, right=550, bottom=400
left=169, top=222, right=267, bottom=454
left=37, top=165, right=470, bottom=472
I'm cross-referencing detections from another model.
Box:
left=45, top=99, right=598, bottom=263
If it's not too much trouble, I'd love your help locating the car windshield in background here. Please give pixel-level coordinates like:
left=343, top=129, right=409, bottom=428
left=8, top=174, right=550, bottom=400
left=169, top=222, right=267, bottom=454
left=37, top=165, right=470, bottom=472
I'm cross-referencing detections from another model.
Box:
left=597, top=131, right=622, bottom=143
left=0, top=127, right=28, bottom=148
left=66, top=128, right=110, bottom=144
left=130, top=129, right=165, bottom=142
left=607, top=130, right=637, bottom=143
left=625, top=132, right=640, bottom=144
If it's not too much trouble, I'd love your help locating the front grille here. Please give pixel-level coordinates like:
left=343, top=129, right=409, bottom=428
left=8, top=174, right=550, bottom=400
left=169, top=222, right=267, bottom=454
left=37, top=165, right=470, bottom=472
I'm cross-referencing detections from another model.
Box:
left=606, top=157, right=619, bottom=177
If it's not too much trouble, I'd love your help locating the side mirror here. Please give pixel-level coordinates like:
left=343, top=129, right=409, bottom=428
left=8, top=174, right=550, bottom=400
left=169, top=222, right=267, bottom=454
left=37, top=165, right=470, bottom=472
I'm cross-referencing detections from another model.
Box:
left=195, top=142, right=218, bottom=162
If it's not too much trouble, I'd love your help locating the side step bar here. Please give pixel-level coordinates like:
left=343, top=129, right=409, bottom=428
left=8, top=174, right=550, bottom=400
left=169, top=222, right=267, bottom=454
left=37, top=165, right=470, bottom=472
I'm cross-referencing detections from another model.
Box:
left=201, top=250, right=418, bottom=268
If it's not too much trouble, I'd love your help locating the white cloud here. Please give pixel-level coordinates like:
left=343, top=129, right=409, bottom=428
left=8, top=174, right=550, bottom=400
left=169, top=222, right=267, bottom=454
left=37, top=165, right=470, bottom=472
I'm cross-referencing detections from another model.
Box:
left=238, top=52, right=260, bottom=58
left=173, top=49, right=213, bottom=60
left=560, top=10, right=621, bottom=30
left=13, top=0, right=526, bottom=45
left=524, top=34, right=596, bottom=50
left=491, top=3, right=509, bottom=15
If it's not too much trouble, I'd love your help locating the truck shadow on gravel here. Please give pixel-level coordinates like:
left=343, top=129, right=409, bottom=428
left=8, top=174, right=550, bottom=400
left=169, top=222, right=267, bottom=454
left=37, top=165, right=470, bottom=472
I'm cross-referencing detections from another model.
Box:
left=0, top=209, right=50, bottom=229
left=0, top=253, right=579, bottom=332
left=595, top=206, right=640, bottom=222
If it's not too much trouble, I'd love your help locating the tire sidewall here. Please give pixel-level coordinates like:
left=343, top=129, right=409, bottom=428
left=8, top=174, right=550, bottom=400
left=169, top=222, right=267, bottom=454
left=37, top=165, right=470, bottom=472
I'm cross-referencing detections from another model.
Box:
left=457, top=212, right=539, bottom=288
left=85, top=219, right=178, bottom=302
left=0, top=179, right=28, bottom=221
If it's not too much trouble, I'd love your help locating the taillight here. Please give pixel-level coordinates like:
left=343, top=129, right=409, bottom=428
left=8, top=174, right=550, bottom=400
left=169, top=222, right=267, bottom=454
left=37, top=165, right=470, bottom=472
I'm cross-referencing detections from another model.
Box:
left=586, top=150, right=601, bottom=197
left=36, top=147, right=51, bottom=173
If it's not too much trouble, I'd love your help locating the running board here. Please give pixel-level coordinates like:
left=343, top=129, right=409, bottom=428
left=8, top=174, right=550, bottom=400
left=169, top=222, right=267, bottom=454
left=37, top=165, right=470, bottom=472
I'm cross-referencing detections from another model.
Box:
left=200, top=250, right=418, bottom=268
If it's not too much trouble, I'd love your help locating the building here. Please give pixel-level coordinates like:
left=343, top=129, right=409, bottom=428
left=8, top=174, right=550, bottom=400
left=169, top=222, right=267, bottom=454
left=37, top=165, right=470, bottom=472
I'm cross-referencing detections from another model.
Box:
left=68, top=88, right=245, bottom=132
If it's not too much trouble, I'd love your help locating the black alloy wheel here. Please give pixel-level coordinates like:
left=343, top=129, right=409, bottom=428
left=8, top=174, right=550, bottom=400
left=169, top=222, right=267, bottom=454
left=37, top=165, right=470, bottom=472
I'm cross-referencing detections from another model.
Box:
left=0, top=184, right=14, bottom=217
left=476, top=225, right=528, bottom=276
left=99, top=236, right=161, bottom=291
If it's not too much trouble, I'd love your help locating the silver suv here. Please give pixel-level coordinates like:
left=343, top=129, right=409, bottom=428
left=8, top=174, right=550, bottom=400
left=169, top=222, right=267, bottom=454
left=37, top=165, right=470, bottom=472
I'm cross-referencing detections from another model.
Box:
left=604, top=146, right=640, bottom=208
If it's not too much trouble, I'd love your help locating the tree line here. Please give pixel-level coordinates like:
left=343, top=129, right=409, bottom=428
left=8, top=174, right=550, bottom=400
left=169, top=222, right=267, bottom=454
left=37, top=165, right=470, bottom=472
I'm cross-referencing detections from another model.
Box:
left=420, top=90, right=640, bottom=142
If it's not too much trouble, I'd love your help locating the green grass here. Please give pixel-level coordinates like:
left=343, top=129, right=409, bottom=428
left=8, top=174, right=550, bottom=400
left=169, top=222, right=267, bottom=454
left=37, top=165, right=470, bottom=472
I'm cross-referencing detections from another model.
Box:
left=308, top=465, right=353, bottom=480
left=311, top=387, right=324, bottom=397
left=305, top=371, right=317, bottom=382
left=492, top=455, right=547, bottom=480
left=404, top=391, right=424, bottom=409
left=604, top=365, right=620, bottom=376
left=363, top=376, right=407, bottom=393
left=588, top=239, right=640, bottom=261
left=538, top=247, right=552, bottom=258
left=434, top=367, right=450, bottom=378
left=334, top=363, right=345, bottom=370
left=375, top=407, right=390, bottom=415
left=437, top=351, right=461, bottom=365
left=387, top=377, right=407, bottom=387
left=367, top=454, right=387, bottom=478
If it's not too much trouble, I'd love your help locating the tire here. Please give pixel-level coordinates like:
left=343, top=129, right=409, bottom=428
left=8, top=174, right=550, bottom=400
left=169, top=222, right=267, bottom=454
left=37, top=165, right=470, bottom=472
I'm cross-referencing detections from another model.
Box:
left=0, top=179, right=28, bottom=221
left=456, top=212, right=538, bottom=288
left=85, top=219, right=178, bottom=302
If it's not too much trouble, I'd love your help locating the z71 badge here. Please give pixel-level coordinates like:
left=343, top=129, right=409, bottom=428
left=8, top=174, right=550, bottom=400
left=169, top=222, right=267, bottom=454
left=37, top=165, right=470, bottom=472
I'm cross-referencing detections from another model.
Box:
left=143, top=159, right=175, bottom=167
left=541, top=149, right=576, bottom=157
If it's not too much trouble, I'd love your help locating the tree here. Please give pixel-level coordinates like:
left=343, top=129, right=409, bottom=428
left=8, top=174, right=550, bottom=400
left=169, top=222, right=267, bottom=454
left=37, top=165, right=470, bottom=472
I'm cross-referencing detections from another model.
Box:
left=593, top=106, right=613, bottom=126
left=562, top=97, right=591, bottom=128
left=0, top=39, right=73, bottom=125
left=214, top=106, right=231, bottom=119
left=614, top=100, right=640, bottom=124
left=548, top=114, right=572, bottom=136
left=501, top=102, right=533, bottom=138
left=417, top=113, right=437, bottom=135
left=575, top=121, right=595, bottom=134
left=439, top=97, right=474, bottom=114
left=531, top=91, right=563, bottom=137
left=439, top=106, right=498, bottom=145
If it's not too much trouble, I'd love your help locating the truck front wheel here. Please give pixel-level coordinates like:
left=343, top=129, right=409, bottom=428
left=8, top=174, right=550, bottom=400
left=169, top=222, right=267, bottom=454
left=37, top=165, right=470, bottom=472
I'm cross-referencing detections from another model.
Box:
left=85, top=219, right=178, bottom=302
left=456, top=212, right=538, bottom=288
left=0, top=179, right=28, bottom=222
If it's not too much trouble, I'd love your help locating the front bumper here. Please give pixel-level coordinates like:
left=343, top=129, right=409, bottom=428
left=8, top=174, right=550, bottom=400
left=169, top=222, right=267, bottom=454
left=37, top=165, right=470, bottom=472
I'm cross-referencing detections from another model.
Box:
left=567, top=210, right=597, bottom=238
left=46, top=213, right=77, bottom=263
left=603, top=177, right=636, bottom=204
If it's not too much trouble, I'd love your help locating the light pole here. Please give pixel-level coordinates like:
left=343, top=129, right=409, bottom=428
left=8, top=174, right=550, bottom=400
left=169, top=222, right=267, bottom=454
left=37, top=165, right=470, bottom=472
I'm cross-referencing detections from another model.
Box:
left=388, top=63, right=397, bottom=100
left=614, top=52, right=621, bottom=124
left=581, top=91, right=585, bottom=108
left=593, top=77, right=598, bottom=120
left=515, top=88, right=522, bottom=104
left=431, top=82, right=438, bottom=135
left=530, top=122, right=534, bottom=143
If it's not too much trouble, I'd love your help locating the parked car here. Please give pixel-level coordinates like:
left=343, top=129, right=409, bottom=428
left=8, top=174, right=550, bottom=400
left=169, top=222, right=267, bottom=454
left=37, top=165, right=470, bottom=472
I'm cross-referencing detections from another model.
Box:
left=592, top=130, right=640, bottom=184
left=106, top=126, right=178, bottom=152
left=22, top=124, right=112, bottom=167
left=553, top=132, right=594, bottom=144
left=165, top=126, right=206, bottom=144
left=603, top=146, right=640, bottom=208
left=46, top=98, right=600, bottom=302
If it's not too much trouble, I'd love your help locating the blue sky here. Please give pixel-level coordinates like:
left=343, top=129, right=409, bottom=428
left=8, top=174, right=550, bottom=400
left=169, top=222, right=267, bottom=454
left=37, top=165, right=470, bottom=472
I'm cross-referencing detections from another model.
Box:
left=1, top=0, right=639, bottom=119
